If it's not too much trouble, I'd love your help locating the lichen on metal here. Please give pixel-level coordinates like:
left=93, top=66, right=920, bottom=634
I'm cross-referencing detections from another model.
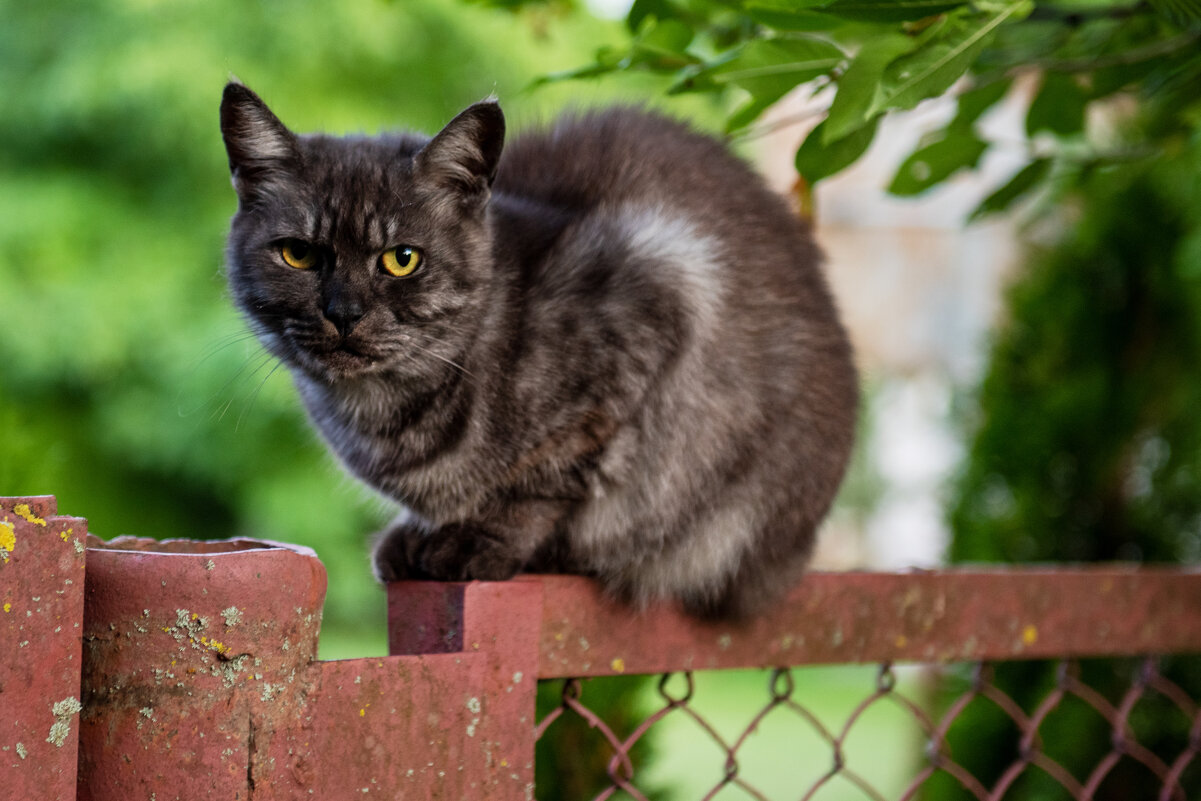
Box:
left=0, top=519, right=15, bottom=560
left=46, top=697, right=81, bottom=747
left=0, top=496, right=86, bottom=798
left=220, top=605, right=242, bottom=627
left=12, top=503, right=47, bottom=526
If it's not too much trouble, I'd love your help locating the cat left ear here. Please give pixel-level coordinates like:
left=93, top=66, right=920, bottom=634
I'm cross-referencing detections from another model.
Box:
left=414, top=101, right=505, bottom=207
left=219, top=82, right=300, bottom=199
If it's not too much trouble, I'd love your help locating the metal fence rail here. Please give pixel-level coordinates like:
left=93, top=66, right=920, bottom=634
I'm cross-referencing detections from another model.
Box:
left=5, top=494, right=1201, bottom=800
left=392, top=570, right=1201, bottom=800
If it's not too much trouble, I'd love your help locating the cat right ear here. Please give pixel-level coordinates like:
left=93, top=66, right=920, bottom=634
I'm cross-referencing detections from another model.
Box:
left=414, top=101, right=505, bottom=208
left=219, top=82, right=299, bottom=200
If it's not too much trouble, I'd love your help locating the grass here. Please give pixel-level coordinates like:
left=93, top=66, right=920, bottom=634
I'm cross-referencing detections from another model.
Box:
left=629, top=666, right=925, bottom=799
left=317, top=627, right=926, bottom=799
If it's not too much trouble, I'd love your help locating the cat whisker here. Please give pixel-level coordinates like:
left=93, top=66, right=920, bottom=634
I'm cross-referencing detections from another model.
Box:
left=194, top=330, right=265, bottom=363
left=403, top=333, right=476, bottom=380
left=175, top=328, right=275, bottom=419
left=211, top=350, right=277, bottom=424
left=177, top=343, right=268, bottom=419
left=236, top=359, right=284, bottom=433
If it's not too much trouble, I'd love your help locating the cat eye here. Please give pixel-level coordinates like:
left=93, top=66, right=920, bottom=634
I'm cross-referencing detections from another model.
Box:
left=279, top=239, right=318, bottom=270
left=380, top=246, right=423, bottom=278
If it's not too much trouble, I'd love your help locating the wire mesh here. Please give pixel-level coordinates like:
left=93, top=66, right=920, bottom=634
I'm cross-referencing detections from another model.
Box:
left=534, top=656, right=1201, bottom=800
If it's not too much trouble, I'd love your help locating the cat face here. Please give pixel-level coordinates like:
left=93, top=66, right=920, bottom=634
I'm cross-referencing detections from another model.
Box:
left=220, top=83, right=505, bottom=384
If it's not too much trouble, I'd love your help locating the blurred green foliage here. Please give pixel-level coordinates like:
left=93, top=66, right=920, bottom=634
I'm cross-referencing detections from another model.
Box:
left=933, top=91, right=1201, bottom=801
left=535, top=0, right=1201, bottom=215
left=0, top=0, right=700, bottom=645
left=951, top=141, right=1201, bottom=566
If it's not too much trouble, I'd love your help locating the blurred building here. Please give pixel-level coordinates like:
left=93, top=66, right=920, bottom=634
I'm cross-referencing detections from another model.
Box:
left=752, top=82, right=1033, bottom=569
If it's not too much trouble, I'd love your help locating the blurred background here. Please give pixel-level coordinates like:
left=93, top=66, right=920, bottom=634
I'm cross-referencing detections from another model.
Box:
left=0, top=0, right=695, bottom=656
left=4, top=0, right=1201, bottom=797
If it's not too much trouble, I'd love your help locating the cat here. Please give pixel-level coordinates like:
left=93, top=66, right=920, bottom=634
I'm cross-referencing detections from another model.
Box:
left=219, top=81, right=857, bottom=619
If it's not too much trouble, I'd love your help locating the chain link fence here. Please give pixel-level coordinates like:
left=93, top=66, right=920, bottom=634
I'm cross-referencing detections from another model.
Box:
left=536, top=656, right=1201, bottom=800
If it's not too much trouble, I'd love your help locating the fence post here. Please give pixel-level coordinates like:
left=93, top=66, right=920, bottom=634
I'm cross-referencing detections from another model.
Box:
left=389, top=577, right=543, bottom=800
left=77, top=536, right=326, bottom=800
left=1, top=496, right=87, bottom=801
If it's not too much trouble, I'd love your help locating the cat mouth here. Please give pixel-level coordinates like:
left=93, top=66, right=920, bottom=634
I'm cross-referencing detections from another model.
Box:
left=324, top=346, right=376, bottom=371
left=293, top=337, right=386, bottom=380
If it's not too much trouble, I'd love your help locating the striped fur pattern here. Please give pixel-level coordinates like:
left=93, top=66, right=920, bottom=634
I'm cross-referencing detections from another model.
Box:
left=220, top=82, right=857, bottom=618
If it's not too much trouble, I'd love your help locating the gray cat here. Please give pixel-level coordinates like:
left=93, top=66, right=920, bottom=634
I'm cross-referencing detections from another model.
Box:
left=219, top=82, right=857, bottom=619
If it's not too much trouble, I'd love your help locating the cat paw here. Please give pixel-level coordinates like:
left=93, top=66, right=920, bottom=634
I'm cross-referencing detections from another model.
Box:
left=371, top=521, right=424, bottom=583
left=372, top=521, right=524, bottom=583
left=416, top=522, right=525, bottom=581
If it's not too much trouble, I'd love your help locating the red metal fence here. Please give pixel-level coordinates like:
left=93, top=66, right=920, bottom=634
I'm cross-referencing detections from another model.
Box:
left=4, top=494, right=1201, bottom=799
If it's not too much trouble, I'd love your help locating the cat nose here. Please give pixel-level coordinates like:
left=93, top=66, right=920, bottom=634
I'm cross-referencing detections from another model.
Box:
left=324, top=296, right=365, bottom=337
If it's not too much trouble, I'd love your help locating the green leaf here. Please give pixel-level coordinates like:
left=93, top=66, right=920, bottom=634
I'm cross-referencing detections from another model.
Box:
left=1148, top=0, right=1201, bottom=26
left=745, top=5, right=843, bottom=31
left=725, top=94, right=779, bottom=134
left=709, top=36, right=845, bottom=94
left=632, top=18, right=697, bottom=63
left=823, top=34, right=916, bottom=143
left=677, top=36, right=844, bottom=114
left=953, top=77, right=1013, bottom=128
left=888, top=130, right=988, bottom=195
left=795, top=116, right=880, bottom=184
left=870, top=0, right=1031, bottom=116
left=969, top=157, right=1051, bottom=220
left=529, top=53, right=622, bottom=87
left=627, top=0, right=678, bottom=32
left=744, top=0, right=841, bottom=29
left=819, top=0, right=969, bottom=22
left=1026, top=72, right=1088, bottom=136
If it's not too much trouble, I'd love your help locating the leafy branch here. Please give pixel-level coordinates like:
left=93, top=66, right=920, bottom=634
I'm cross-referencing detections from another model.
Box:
left=522, top=0, right=1201, bottom=219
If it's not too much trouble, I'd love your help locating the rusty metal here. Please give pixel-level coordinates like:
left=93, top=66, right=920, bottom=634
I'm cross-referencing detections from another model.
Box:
left=389, top=572, right=1201, bottom=799
left=388, top=579, right=544, bottom=799
left=4, top=495, right=545, bottom=801
left=78, top=534, right=327, bottom=800
left=535, top=570, right=1201, bottom=678
left=78, top=533, right=534, bottom=799
left=0, top=496, right=87, bottom=801
left=9, top=493, right=1201, bottom=801
left=534, top=658, right=1201, bottom=800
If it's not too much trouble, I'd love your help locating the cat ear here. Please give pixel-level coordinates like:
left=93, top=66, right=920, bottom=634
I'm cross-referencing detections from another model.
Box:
left=219, top=82, right=300, bottom=199
left=414, top=101, right=505, bottom=206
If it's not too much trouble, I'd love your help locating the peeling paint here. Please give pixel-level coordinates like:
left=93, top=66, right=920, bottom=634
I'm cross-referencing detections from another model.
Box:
left=610, top=658, right=626, bottom=673
left=15, top=743, right=27, bottom=759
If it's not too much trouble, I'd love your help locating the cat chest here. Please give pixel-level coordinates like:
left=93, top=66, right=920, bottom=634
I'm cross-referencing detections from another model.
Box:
left=321, top=403, right=486, bottom=515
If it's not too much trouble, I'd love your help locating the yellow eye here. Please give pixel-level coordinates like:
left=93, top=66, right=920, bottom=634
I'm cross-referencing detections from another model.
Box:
left=280, top=240, right=318, bottom=270
left=380, top=246, right=423, bottom=277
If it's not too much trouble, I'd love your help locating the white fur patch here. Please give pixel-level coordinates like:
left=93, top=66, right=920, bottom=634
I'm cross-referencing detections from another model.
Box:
left=611, top=204, right=725, bottom=332
left=650, top=503, right=752, bottom=598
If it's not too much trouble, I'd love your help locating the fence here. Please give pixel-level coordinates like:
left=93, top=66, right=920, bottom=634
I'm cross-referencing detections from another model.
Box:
left=4, top=494, right=1201, bottom=799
